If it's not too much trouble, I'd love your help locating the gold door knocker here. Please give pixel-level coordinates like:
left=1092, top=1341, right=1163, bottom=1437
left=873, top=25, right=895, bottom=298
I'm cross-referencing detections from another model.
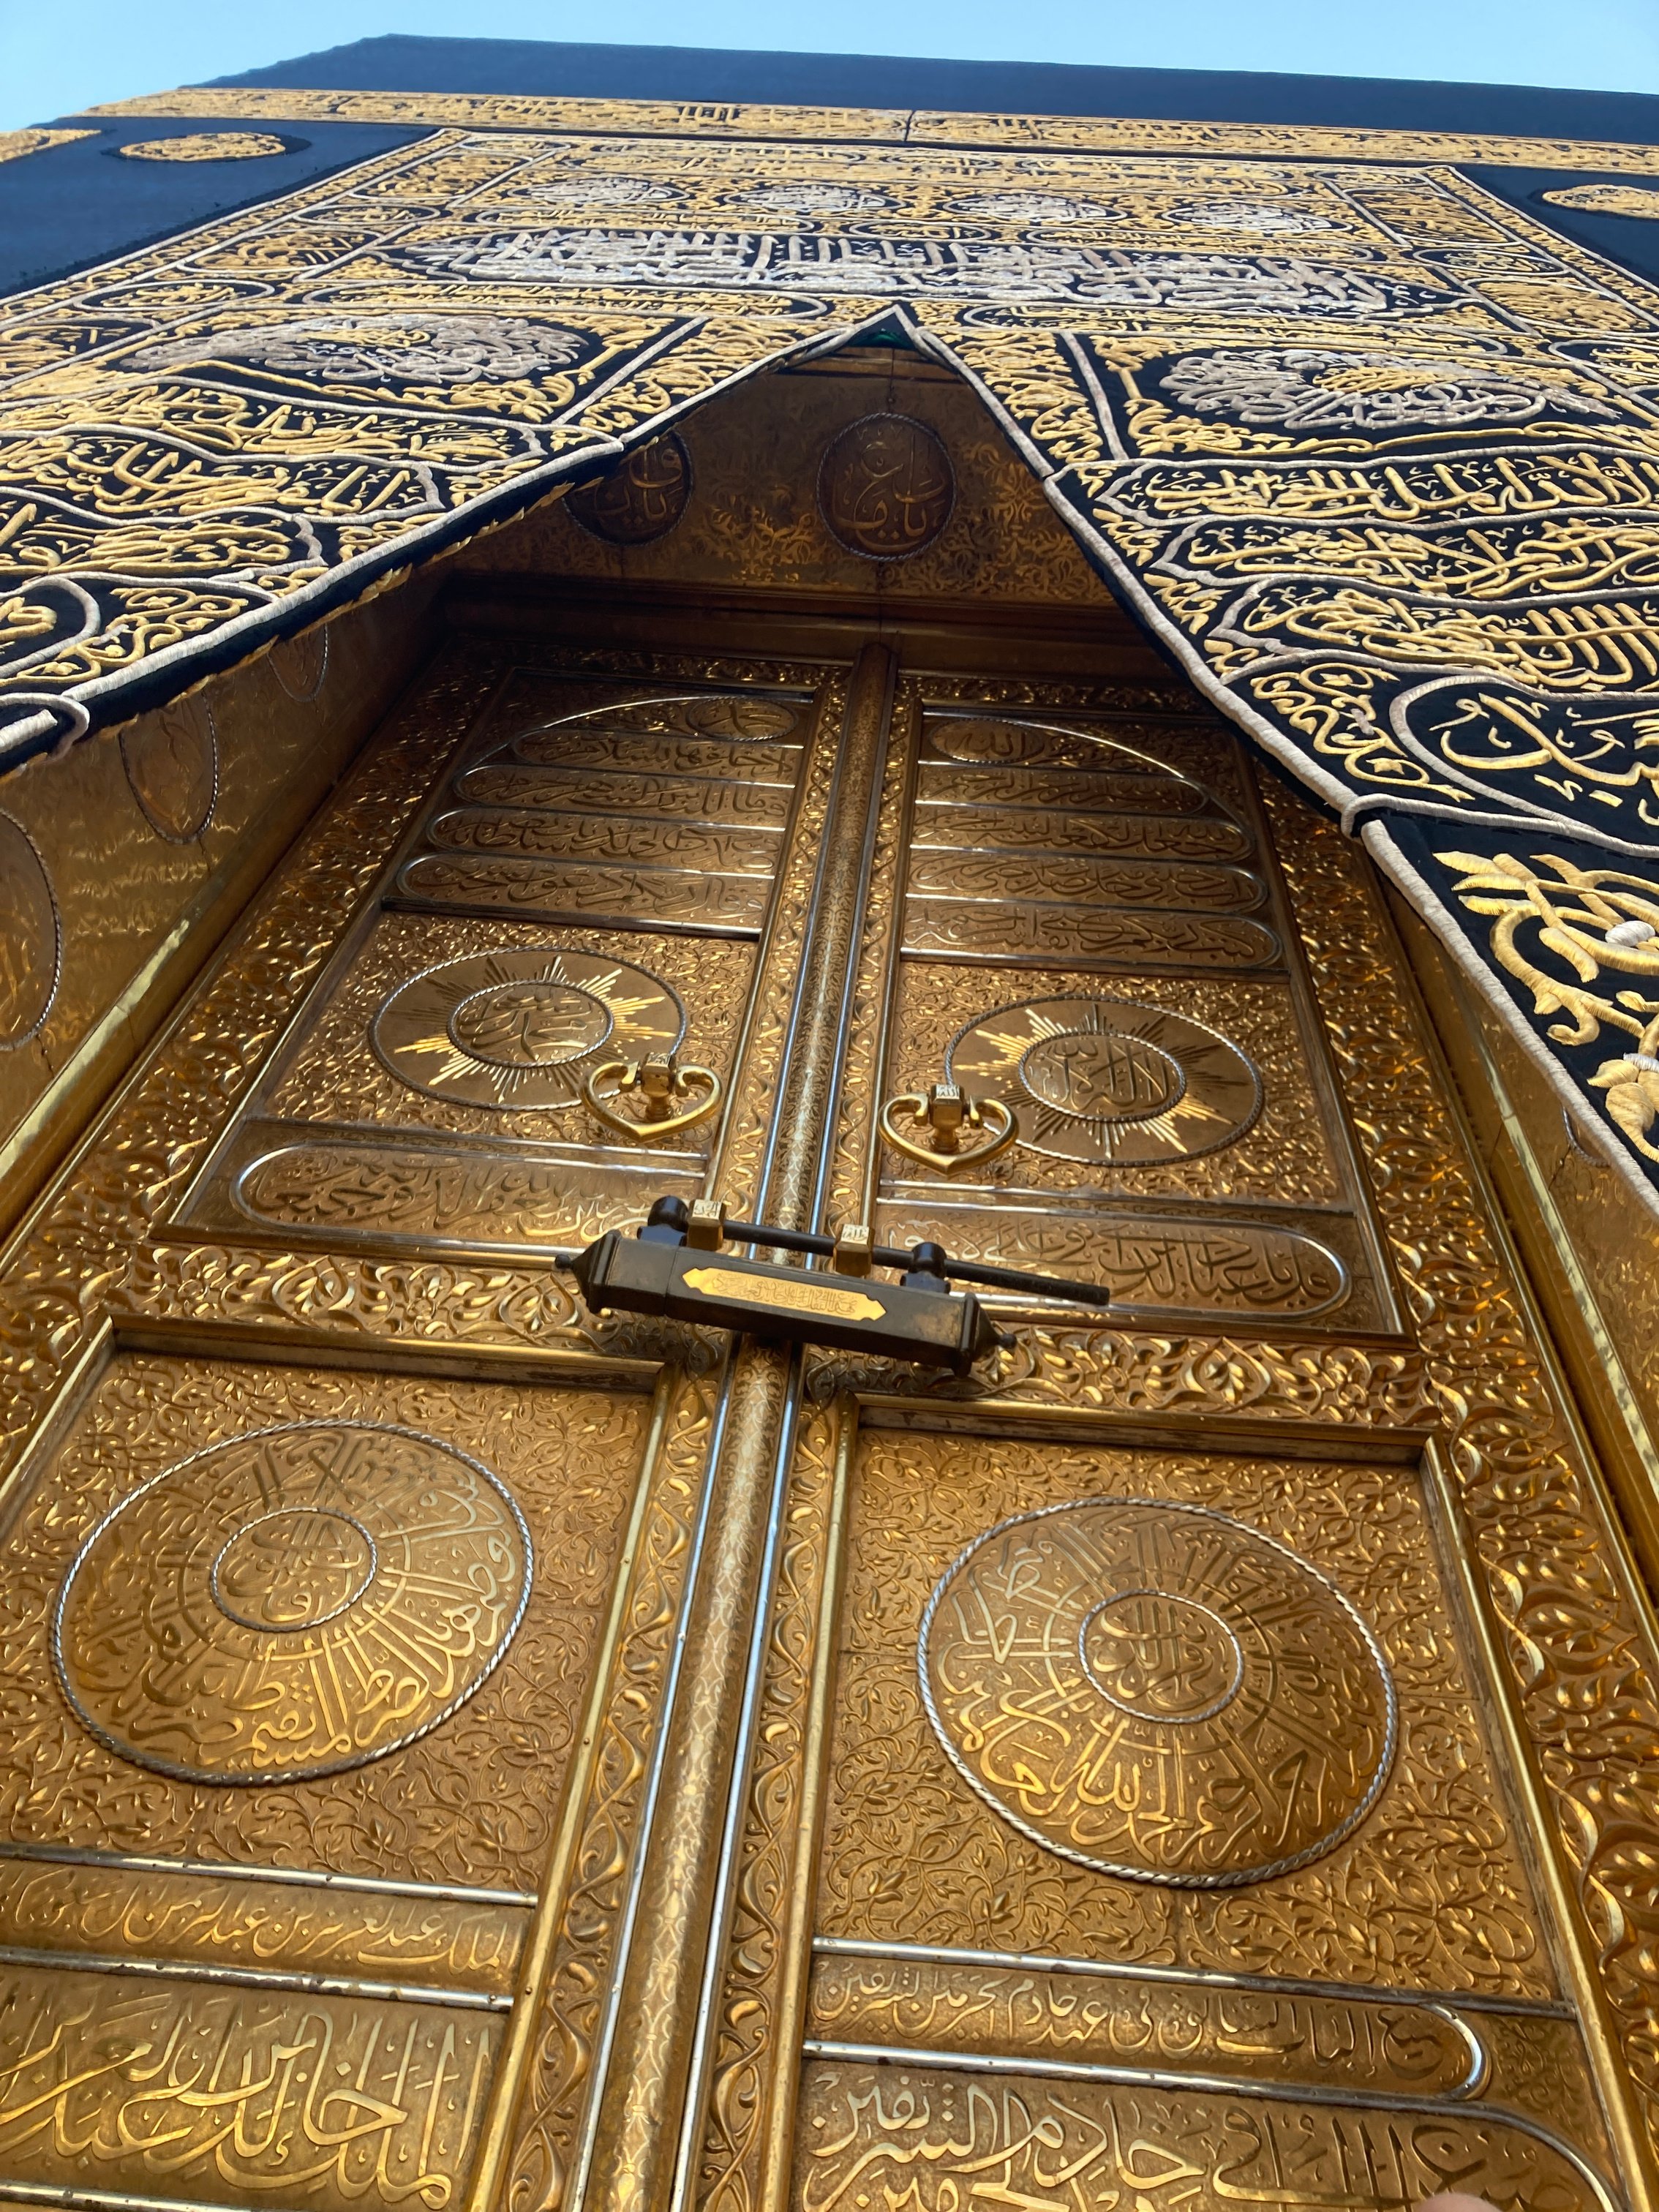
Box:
left=583, top=1052, right=723, bottom=1144
left=879, top=1081, right=1017, bottom=1175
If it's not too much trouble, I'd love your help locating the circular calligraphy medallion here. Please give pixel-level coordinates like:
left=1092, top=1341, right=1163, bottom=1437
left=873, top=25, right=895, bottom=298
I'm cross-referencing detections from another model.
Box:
left=116, top=132, right=295, bottom=162
left=373, top=947, right=683, bottom=1110
left=919, top=1497, right=1396, bottom=1886
left=0, top=811, right=61, bottom=1051
left=567, top=434, right=693, bottom=545
left=947, top=995, right=1260, bottom=1165
left=53, top=1421, right=533, bottom=1785
left=817, top=414, right=955, bottom=562
left=121, top=698, right=219, bottom=843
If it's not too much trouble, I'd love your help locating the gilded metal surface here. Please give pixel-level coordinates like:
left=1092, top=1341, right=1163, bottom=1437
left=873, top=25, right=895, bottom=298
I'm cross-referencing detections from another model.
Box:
left=372, top=947, right=685, bottom=1112
left=918, top=1497, right=1396, bottom=1886
left=53, top=1419, right=533, bottom=1786
left=816, top=415, right=955, bottom=562
left=892, top=968, right=1337, bottom=1205
left=466, top=357, right=1105, bottom=608
left=822, top=1431, right=1548, bottom=1999
left=805, top=1952, right=1489, bottom=2099
left=119, top=696, right=219, bottom=844
left=947, top=995, right=1263, bottom=1165
left=568, top=434, right=693, bottom=543
left=0, top=1854, right=528, bottom=1996
left=0, top=1964, right=502, bottom=2207
left=682, top=1269, right=887, bottom=1322
left=0, top=812, right=60, bottom=1048
left=1265, top=770, right=1659, bottom=2183
left=271, top=913, right=750, bottom=1149
left=791, top=2061, right=1613, bottom=2212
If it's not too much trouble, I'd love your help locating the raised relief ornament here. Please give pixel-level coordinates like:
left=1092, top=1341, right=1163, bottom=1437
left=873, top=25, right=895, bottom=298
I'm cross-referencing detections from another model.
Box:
left=567, top=432, right=693, bottom=543
left=948, top=994, right=1260, bottom=1165
left=373, top=945, right=683, bottom=1110
left=53, top=1421, right=533, bottom=1784
left=0, top=810, right=60, bottom=1050
left=920, top=1497, right=1396, bottom=1885
left=818, top=413, right=955, bottom=561
left=120, top=697, right=218, bottom=843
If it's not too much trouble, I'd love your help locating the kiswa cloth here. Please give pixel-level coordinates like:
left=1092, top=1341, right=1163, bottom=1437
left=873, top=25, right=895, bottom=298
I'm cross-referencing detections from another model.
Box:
left=8, top=124, right=1659, bottom=1207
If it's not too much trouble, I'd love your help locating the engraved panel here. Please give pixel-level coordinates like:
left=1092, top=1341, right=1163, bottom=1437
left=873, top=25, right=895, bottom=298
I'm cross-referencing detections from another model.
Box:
left=372, top=945, right=683, bottom=1111
left=225, top=1131, right=692, bottom=1253
left=54, top=1421, right=533, bottom=1784
left=455, top=761, right=794, bottom=825
left=0, top=1355, right=646, bottom=1889
left=907, top=847, right=1264, bottom=914
left=948, top=995, right=1263, bottom=1165
left=792, top=2062, right=1613, bottom=2212
left=0, top=1964, right=499, bottom=2210
left=806, top=1953, right=1479, bottom=2096
left=567, top=430, right=693, bottom=543
left=0, top=1854, right=527, bottom=1995
left=888, top=967, right=1336, bottom=1205
left=268, top=913, right=751, bottom=1148
left=904, top=897, right=1279, bottom=971
left=399, top=851, right=774, bottom=933
left=817, top=413, right=955, bottom=560
left=412, top=811, right=781, bottom=873
left=120, top=696, right=219, bottom=843
left=819, top=1433, right=1550, bottom=1998
left=0, top=813, right=60, bottom=1050
left=913, top=799, right=1250, bottom=862
left=919, top=1498, right=1396, bottom=1886
left=871, top=1198, right=1358, bottom=1325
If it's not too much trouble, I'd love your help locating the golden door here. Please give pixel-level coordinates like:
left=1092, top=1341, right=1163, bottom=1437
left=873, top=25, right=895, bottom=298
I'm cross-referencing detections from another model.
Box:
left=0, top=602, right=1647, bottom=2212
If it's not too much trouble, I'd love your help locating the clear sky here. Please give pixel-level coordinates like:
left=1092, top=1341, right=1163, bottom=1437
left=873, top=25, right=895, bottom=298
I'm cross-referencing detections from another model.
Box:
left=3, top=0, right=1658, bottom=132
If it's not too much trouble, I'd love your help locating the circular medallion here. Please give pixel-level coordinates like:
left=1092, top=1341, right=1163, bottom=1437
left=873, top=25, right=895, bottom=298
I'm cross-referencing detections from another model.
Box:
left=568, top=434, right=692, bottom=545
left=373, top=947, right=683, bottom=1110
left=947, top=995, right=1259, bottom=1165
left=53, top=1421, right=533, bottom=1785
left=1543, top=182, right=1659, bottom=220
left=269, top=628, right=328, bottom=702
left=0, top=811, right=61, bottom=1050
left=919, top=1497, right=1396, bottom=1886
left=818, top=414, right=955, bottom=562
left=121, top=698, right=218, bottom=843
left=116, top=132, right=294, bottom=162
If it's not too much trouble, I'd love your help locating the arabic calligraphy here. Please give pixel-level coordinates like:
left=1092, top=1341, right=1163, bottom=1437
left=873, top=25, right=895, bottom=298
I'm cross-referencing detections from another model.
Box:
left=53, top=1420, right=533, bottom=1783
left=818, top=414, right=955, bottom=560
left=947, top=996, right=1261, bottom=1165
left=806, top=1955, right=1481, bottom=2097
left=0, top=1966, right=497, bottom=2208
left=567, top=432, right=693, bottom=543
left=372, top=947, right=683, bottom=1112
left=795, top=2063, right=1607, bottom=2212
left=919, top=1497, right=1396, bottom=1884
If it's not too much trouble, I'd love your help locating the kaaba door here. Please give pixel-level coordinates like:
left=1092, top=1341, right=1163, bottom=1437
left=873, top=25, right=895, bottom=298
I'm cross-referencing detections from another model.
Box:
left=0, top=615, right=1644, bottom=2212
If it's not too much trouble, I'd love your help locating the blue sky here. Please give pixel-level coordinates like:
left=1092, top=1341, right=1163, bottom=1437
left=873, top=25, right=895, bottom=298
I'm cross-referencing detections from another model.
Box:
left=4, top=0, right=1659, bottom=132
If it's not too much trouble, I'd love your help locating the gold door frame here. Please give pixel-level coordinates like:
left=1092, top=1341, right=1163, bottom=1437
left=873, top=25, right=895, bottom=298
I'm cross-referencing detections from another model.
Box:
left=0, top=601, right=1655, bottom=2212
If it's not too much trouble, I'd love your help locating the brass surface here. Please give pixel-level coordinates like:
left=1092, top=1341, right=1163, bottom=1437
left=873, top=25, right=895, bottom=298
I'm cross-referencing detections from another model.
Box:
left=0, top=575, right=1654, bottom=2211
left=791, top=2059, right=1614, bottom=2212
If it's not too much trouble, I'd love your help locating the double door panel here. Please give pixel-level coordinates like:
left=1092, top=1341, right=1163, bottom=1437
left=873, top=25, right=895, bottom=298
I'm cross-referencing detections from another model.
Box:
left=0, top=625, right=1644, bottom=2212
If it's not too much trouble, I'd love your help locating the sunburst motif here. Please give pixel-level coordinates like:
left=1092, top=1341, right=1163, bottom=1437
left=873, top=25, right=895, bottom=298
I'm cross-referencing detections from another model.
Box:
left=948, top=994, right=1260, bottom=1167
left=372, top=946, right=684, bottom=1112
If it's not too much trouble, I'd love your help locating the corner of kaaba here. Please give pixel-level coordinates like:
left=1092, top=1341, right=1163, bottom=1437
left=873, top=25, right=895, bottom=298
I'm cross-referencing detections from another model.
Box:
left=7, top=31, right=1659, bottom=2212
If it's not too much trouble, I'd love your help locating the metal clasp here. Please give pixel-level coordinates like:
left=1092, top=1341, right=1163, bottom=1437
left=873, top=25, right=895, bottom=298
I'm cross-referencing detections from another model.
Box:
left=583, top=1052, right=723, bottom=1144
left=879, top=1081, right=1017, bottom=1176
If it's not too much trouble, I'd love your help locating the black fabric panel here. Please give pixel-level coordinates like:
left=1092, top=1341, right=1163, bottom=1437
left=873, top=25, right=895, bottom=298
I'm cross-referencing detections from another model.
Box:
left=0, top=118, right=428, bottom=300
left=1465, top=166, right=1659, bottom=287
left=213, top=35, right=1659, bottom=143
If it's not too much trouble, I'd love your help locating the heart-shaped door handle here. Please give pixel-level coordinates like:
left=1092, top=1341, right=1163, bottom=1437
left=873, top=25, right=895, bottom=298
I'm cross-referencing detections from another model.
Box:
left=879, top=1083, right=1017, bottom=1176
left=584, top=1053, right=723, bottom=1145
